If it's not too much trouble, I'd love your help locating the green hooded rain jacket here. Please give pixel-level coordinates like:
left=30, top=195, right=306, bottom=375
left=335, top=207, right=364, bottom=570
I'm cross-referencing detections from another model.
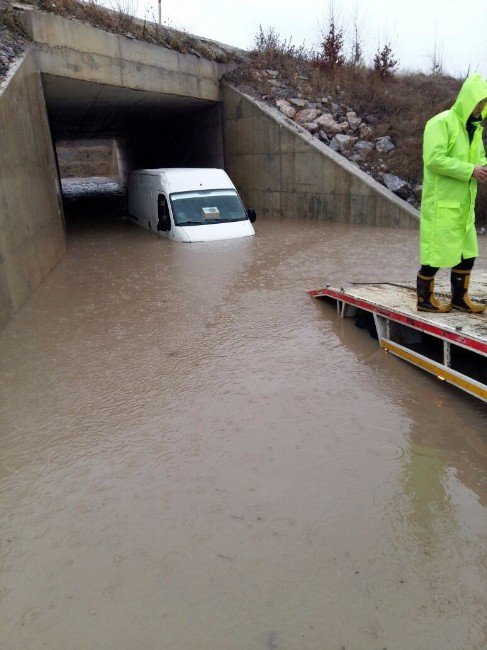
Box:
left=420, top=73, right=487, bottom=267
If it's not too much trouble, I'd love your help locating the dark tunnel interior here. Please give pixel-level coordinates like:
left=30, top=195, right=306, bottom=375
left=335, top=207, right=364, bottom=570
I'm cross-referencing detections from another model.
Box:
left=41, top=75, right=226, bottom=232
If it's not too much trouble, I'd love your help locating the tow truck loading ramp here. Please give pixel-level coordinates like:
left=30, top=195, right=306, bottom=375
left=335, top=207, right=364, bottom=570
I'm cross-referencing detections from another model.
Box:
left=308, top=272, right=487, bottom=403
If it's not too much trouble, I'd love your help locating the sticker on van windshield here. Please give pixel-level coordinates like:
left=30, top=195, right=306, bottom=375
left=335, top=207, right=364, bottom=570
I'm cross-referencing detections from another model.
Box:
left=202, top=207, right=221, bottom=219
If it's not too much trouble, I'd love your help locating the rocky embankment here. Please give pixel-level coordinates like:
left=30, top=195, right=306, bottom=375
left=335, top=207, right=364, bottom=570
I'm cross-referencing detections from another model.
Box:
left=234, top=68, right=422, bottom=208
left=228, top=69, right=422, bottom=208
left=0, top=34, right=22, bottom=79
left=0, top=2, right=28, bottom=82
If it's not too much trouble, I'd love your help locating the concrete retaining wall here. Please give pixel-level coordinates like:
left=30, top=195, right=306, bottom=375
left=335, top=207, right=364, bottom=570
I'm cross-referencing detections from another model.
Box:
left=222, top=84, right=419, bottom=228
left=0, top=51, right=66, bottom=329
left=22, top=9, right=230, bottom=101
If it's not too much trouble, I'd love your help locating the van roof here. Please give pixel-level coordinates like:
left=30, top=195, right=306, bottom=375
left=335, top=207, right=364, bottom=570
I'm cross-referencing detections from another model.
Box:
left=132, top=168, right=235, bottom=194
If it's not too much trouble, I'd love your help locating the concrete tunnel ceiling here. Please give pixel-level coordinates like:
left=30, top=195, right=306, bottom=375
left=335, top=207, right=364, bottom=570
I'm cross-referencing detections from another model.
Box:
left=42, top=74, right=218, bottom=140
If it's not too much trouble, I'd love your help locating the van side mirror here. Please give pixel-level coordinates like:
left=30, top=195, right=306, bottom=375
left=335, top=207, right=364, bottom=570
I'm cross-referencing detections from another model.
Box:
left=247, top=208, right=256, bottom=223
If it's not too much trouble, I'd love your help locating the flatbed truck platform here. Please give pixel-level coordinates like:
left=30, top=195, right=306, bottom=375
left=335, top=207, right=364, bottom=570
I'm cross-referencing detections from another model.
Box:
left=308, top=272, right=487, bottom=403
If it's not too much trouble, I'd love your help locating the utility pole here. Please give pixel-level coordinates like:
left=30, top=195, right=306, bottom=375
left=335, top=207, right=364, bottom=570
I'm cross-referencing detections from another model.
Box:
left=158, top=0, right=161, bottom=26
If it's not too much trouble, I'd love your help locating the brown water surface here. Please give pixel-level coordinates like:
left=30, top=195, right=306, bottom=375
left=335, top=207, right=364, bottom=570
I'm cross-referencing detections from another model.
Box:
left=1, top=192, right=486, bottom=649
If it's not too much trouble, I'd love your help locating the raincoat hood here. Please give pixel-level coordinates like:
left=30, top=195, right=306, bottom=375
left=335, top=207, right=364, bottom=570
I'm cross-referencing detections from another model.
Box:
left=451, top=73, right=487, bottom=124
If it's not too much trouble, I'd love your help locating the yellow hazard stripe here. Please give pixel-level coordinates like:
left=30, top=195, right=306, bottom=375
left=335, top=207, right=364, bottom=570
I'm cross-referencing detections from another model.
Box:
left=380, top=339, right=487, bottom=402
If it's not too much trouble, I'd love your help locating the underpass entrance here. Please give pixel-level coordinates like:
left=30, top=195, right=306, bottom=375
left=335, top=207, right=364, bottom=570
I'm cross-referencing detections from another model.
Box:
left=44, top=76, right=225, bottom=235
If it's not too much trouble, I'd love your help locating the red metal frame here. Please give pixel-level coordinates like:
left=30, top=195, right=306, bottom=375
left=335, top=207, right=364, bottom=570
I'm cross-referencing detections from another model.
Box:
left=308, top=287, right=487, bottom=356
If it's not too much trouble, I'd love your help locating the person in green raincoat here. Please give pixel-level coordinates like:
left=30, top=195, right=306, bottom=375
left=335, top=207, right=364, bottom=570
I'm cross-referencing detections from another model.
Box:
left=417, top=73, right=487, bottom=313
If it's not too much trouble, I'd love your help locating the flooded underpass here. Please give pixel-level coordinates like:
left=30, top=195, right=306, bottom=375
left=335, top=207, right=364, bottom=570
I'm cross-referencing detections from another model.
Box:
left=1, top=184, right=486, bottom=649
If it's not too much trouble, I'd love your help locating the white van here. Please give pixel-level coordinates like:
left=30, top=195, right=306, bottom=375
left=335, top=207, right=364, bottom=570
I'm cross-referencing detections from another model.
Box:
left=128, top=168, right=256, bottom=242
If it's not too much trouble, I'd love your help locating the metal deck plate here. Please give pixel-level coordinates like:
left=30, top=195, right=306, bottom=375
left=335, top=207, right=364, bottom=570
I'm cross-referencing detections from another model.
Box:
left=309, top=271, right=487, bottom=353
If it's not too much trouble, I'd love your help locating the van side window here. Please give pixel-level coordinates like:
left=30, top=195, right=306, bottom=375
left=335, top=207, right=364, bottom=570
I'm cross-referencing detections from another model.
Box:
left=157, top=194, right=171, bottom=231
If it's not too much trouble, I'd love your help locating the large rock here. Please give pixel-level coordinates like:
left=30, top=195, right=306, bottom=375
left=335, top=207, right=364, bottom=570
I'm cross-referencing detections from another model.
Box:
left=383, top=174, right=411, bottom=199
left=315, top=113, right=342, bottom=134
left=303, top=122, right=319, bottom=133
left=328, top=138, right=341, bottom=152
left=289, top=98, right=308, bottom=108
left=376, top=136, right=395, bottom=153
left=318, top=130, right=330, bottom=144
left=295, top=108, right=322, bottom=124
left=275, top=100, right=296, bottom=119
left=353, top=140, right=375, bottom=161
left=268, top=79, right=286, bottom=88
left=332, top=134, right=356, bottom=153
left=274, top=88, right=289, bottom=99
left=346, top=111, right=362, bottom=131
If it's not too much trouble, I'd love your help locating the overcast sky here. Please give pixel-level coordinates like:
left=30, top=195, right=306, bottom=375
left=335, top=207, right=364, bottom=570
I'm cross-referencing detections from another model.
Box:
left=124, top=0, right=486, bottom=78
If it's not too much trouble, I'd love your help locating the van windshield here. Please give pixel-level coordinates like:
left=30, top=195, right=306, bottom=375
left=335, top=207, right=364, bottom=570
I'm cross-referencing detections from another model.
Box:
left=170, top=190, right=247, bottom=226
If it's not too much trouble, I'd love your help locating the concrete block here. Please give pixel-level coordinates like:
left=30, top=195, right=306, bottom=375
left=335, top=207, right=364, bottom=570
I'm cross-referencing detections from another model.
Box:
left=226, top=116, right=280, bottom=156
left=119, top=36, right=181, bottom=72
left=37, top=46, right=123, bottom=87
left=279, top=128, right=309, bottom=155
left=197, top=77, right=220, bottom=101
left=23, top=10, right=120, bottom=59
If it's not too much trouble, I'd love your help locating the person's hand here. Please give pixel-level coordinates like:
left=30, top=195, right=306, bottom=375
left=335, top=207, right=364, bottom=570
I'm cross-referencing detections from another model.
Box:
left=472, top=165, right=487, bottom=181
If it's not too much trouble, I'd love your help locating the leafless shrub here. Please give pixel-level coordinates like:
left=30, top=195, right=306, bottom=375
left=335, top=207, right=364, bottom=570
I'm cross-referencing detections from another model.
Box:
left=253, top=25, right=309, bottom=62
left=247, top=24, right=313, bottom=89
left=429, top=32, right=444, bottom=75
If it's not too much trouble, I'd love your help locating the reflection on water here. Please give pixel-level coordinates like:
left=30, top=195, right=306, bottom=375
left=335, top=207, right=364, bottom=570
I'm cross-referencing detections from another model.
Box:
left=0, top=184, right=486, bottom=649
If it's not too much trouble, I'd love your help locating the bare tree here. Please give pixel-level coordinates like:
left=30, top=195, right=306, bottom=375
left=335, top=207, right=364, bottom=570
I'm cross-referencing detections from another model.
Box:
left=349, top=0, right=364, bottom=67
left=318, top=0, right=345, bottom=72
left=374, top=42, right=398, bottom=79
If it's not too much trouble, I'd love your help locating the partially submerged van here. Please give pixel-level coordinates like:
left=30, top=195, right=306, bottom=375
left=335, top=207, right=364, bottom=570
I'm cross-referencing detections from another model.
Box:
left=128, top=168, right=256, bottom=243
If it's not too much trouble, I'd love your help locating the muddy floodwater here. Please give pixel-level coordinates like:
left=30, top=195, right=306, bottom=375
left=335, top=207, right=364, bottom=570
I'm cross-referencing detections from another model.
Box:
left=1, top=184, right=486, bottom=649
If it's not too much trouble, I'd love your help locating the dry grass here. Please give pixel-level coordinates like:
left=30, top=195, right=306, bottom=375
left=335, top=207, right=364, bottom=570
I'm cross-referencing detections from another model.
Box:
left=341, top=69, right=462, bottom=182
left=16, top=0, right=241, bottom=62
left=0, top=1, right=30, bottom=80
left=0, top=1, right=25, bottom=34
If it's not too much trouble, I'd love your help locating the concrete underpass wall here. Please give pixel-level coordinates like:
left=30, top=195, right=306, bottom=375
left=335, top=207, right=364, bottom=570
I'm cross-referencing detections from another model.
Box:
left=22, top=9, right=229, bottom=101
left=222, top=84, right=419, bottom=228
left=0, top=51, right=65, bottom=329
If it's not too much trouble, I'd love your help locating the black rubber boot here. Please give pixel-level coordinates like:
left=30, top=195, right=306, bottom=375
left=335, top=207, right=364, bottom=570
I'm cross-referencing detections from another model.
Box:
left=416, top=274, right=452, bottom=313
left=451, top=271, right=486, bottom=314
